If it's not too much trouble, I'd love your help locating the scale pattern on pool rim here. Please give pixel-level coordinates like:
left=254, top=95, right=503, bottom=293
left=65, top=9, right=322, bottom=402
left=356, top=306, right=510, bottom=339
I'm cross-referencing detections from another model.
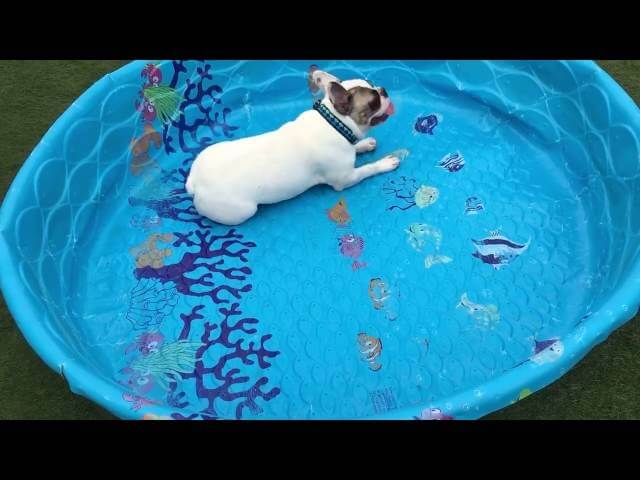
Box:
left=8, top=60, right=640, bottom=419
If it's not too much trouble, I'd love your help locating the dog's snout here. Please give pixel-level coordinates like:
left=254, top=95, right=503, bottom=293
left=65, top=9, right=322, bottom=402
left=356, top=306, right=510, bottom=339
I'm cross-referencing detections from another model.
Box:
left=379, top=87, right=388, bottom=98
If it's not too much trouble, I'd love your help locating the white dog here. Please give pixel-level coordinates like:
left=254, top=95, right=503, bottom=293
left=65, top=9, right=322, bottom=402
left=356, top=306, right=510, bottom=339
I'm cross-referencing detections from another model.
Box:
left=186, top=66, right=400, bottom=225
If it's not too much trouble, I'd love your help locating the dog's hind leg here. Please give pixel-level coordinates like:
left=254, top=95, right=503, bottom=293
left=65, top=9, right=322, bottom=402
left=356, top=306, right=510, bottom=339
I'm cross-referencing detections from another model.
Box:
left=193, top=195, right=258, bottom=226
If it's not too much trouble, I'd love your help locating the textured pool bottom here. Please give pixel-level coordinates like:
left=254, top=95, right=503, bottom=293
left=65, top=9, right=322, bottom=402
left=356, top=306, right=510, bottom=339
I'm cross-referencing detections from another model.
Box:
left=1, top=60, right=639, bottom=420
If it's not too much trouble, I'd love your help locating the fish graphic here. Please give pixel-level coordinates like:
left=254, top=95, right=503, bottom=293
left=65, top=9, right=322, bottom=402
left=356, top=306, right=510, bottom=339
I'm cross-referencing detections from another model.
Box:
left=142, top=413, right=172, bottom=420
left=130, top=214, right=163, bottom=232
left=413, top=407, right=453, bottom=420
left=438, top=151, right=465, bottom=172
left=382, top=176, right=420, bottom=211
left=357, top=333, right=383, bottom=371
left=424, top=255, right=453, bottom=269
left=414, top=114, right=439, bottom=135
left=471, top=231, right=530, bottom=269
left=122, top=392, right=161, bottom=411
left=414, top=185, right=439, bottom=208
left=327, top=197, right=351, bottom=226
left=129, top=123, right=162, bottom=176
left=338, top=233, right=366, bottom=270
left=125, top=331, right=165, bottom=356
left=457, top=292, right=500, bottom=329
left=368, top=278, right=390, bottom=310
left=367, top=278, right=399, bottom=321
left=530, top=338, right=564, bottom=365
left=464, top=196, right=484, bottom=215
left=405, top=223, right=442, bottom=252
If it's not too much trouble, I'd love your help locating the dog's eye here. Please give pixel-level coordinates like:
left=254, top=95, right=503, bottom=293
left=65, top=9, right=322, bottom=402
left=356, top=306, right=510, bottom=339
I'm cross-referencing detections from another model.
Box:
left=368, top=92, right=381, bottom=111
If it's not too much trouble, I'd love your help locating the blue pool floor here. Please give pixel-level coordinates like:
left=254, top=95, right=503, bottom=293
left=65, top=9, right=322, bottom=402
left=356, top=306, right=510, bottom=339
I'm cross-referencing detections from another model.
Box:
left=58, top=76, right=598, bottom=419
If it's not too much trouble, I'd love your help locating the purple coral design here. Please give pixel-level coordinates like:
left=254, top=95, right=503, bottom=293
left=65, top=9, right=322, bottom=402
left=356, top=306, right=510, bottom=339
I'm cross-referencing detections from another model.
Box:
left=129, top=62, right=239, bottom=226
left=128, top=168, right=212, bottom=228
left=134, top=228, right=255, bottom=305
left=122, top=61, right=280, bottom=419
left=161, top=61, right=239, bottom=158
left=165, top=303, right=281, bottom=420
left=382, top=176, right=419, bottom=211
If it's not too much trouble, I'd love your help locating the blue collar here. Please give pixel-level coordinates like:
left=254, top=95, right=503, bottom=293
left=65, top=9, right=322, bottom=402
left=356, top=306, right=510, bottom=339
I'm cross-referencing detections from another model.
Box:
left=313, top=100, right=359, bottom=145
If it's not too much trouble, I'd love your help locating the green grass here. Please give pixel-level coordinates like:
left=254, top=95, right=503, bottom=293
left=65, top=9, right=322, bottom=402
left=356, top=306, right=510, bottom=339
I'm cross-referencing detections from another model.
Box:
left=0, top=60, right=638, bottom=420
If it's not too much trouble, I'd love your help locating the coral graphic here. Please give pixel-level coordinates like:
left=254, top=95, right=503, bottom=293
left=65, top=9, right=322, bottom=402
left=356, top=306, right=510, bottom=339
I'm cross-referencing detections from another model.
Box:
left=122, top=338, right=203, bottom=392
left=135, top=63, right=183, bottom=124
left=167, top=303, right=281, bottom=420
left=129, top=233, right=175, bottom=268
left=122, top=61, right=280, bottom=419
left=382, top=176, right=419, bottom=211
left=134, top=228, right=255, bottom=305
left=126, top=278, right=179, bottom=330
left=129, top=168, right=212, bottom=228
left=129, top=61, right=240, bottom=228
left=161, top=61, right=239, bottom=158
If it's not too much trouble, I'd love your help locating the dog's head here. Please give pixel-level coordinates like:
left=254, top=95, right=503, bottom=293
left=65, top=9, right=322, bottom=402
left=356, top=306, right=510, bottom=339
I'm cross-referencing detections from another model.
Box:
left=308, top=66, right=395, bottom=131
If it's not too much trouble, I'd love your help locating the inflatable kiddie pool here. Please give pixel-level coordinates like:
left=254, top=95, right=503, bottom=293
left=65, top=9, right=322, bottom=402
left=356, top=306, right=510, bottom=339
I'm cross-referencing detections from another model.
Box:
left=1, top=60, right=639, bottom=420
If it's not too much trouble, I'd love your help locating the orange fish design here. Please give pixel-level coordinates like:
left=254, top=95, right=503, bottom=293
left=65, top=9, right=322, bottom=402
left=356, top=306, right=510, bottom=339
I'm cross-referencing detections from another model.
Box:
left=327, top=198, right=351, bottom=226
left=368, top=278, right=389, bottom=310
left=357, top=333, right=383, bottom=371
left=130, top=123, right=163, bottom=176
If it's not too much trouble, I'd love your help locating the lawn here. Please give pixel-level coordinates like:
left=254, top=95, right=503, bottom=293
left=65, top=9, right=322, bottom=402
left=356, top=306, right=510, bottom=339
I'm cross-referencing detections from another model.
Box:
left=0, top=60, right=638, bottom=420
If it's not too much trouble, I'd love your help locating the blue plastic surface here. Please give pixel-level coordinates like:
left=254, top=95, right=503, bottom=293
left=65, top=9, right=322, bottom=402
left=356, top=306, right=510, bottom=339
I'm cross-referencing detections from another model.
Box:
left=1, top=60, right=639, bottom=420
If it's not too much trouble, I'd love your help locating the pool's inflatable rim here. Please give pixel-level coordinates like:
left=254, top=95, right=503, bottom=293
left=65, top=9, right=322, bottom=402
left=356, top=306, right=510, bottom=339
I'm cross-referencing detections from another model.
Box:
left=1, top=60, right=639, bottom=420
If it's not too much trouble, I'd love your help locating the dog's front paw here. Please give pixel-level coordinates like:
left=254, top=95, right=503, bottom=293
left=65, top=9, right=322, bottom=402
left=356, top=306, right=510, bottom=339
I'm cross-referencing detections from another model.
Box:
left=356, top=137, right=377, bottom=153
left=377, top=155, right=401, bottom=173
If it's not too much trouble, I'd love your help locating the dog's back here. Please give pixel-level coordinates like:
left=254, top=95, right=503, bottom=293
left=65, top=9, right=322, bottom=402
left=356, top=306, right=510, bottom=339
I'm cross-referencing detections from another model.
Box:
left=185, top=110, right=350, bottom=225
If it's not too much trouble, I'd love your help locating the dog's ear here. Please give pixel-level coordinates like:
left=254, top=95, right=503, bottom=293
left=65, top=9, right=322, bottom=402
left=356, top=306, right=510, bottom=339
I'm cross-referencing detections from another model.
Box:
left=328, top=82, right=353, bottom=115
left=307, top=65, right=320, bottom=93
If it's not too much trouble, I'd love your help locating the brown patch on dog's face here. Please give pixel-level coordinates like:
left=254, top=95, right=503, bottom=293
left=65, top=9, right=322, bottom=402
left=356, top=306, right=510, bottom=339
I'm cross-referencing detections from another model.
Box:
left=327, top=81, right=392, bottom=128
left=349, top=86, right=382, bottom=126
